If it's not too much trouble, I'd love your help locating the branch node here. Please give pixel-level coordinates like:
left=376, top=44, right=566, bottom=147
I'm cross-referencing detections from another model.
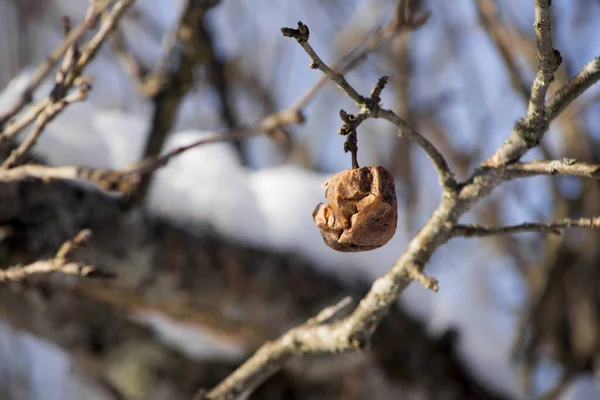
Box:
left=281, top=21, right=310, bottom=43
left=338, top=109, right=366, bottom=169
left=406, top=263, right=439, bottom=292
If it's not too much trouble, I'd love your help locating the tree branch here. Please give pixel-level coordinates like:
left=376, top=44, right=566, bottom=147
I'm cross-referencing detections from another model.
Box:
left=452, top=216, right=600, bottom=238
left=281, top=22, right=365, bottom=105
left=199, top=8, right=600, bottom=395
left=483, top=0, right=562, bottom=166
left=1, top=83, right=90, bottom=168
left=526, top=0, right=561, bottom=123
left=546, top=57, right=600, bottom=121
left=281, top=21, right=456, bottom=190
left=377, top=108, right=456, bottom=189
left=126, top=0, right=221, bottom=206
left=0, top=229, right=112, bottom=282
left=195, top=296, right=355, bottom=399
left=0, top=1, right=107, bottom=130
left=475, top=0, right=531, bottom=98
left=0, top=107, right=303, bottom=193
left=504, top=158, right=600, bottom=180
left=128, top=107, right=304, bottom=176
left=290, top=7, right=429, bottom=112
left=196, top=21, right=464, bottom=400
left=0, top=0, right=136, bottom=148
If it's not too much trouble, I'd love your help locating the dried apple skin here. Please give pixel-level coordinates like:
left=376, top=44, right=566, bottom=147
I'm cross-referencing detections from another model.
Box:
left=312, top=166, right=398, bottom=252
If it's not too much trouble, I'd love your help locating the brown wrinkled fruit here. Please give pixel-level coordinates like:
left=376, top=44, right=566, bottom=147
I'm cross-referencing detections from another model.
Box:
left=312, top=166, right=398, bottom=252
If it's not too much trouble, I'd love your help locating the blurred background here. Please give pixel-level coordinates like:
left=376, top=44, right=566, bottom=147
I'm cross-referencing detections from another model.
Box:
left=1, top=0, right=600, bottom=399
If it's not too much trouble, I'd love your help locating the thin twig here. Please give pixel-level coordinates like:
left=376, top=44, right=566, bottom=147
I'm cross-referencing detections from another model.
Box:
left=196, top=8, right=600, bottom=399
left=0, top=1, right=107, bottom=130
left=199, top=21, right=458, bottom=400
left=50, top=16, right=81, bottom=101
left=404, top=263, right=439, bottom=292
left=127, top=0, right=221, bottom=206
left=0, top=163, right=140, bottom=194
left=290, top=16, right=412, bottom=111
left=484, top=0, right=562, bottom=167
left=282, top=21, right=456, bottom=190
left=0, top=101, right=50, bottom=146
left=128, top=108, right=304, bottom=176
left=306, top=296, right=353, bottom=325
left=2, top=84, right=90, bottom=168
left=526, top=0, right=561, bottom=123
left=452, top=216, right=600, bottom=238
left=0, top=0, right=136, bottom=147
left=70, top=0, right=136, bottom=83
left=475, top=0, right=530, bottom=98
left=0, top=229, right=113, bottom=282
left=377, top=108, right=456, bottom=189
left=109, top=24, right=149, bottom=94
left=546, top=57, right=600, bottom=121
left=0, top=109, right=302, bottom=191
left=281, top=22, right=365, bottom=105
left=504, top=158, right=600, bottom=180
left=0, top=164, right=95, bottom=184
left=133, top=6, right=427, bottom=189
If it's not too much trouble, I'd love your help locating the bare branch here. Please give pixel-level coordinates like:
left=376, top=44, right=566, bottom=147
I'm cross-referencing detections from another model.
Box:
left=452, top=216, right=600, bottom=238
left=196, top=297, right=360, bottom=399
left=281, top=22, right=365, bottom=105
left=0, top=0, right=136, bottom=147
left=198, top=237, right=447, bottom=400
left=0, top=101, right=50, bottom=146
left=0, top=163, right=140, bottom=194
left=0, top=1, right=107, bottom=130
left=129, top=107, right=304, bottom=176
left=480, top=4, right=598, bottom=169
left=109, top=24, right=149, bottom=94
left=290, top=7, right=429, bottom=111
left=504, top=158, right=600, bottom=180
left=200, top=194, right=455, bottom=400
left=197, top=20, right=466, bottom=399
left=546, top=57, right=600, bottom=121
left=2, top=83, right=90, bottom=168
left=202, top=9, right=600, bottom=393
left=281, top=21, right=456, bottom=190
left=377, top=108, right=456, bottom=189
left=0, top=108, right=302, bottom=193
left=126, top=0, right=225, bottom=205
left=71, top=0, right=135, bottom=81
left=484, top=0, right=562, bottom=166
left=475, top=0, right=530, bottom=98
left=0, top=229, right=113, bottom=282
left=0, top=164, right=92, bottom=184
left=404, top=263, right=439, bottom=292
left=526, top=0, right=562, bottom=123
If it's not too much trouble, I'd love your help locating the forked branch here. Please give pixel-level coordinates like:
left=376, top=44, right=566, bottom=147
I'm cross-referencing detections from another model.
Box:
left=282, top=21, right=456, bottom=190
left=196, top=9, right=600, bottom=398
left=0, top=230, right=112, bottom=282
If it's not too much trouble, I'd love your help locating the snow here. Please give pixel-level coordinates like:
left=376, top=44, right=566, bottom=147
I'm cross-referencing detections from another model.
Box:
left=2, top=0, right=600, bottom=399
